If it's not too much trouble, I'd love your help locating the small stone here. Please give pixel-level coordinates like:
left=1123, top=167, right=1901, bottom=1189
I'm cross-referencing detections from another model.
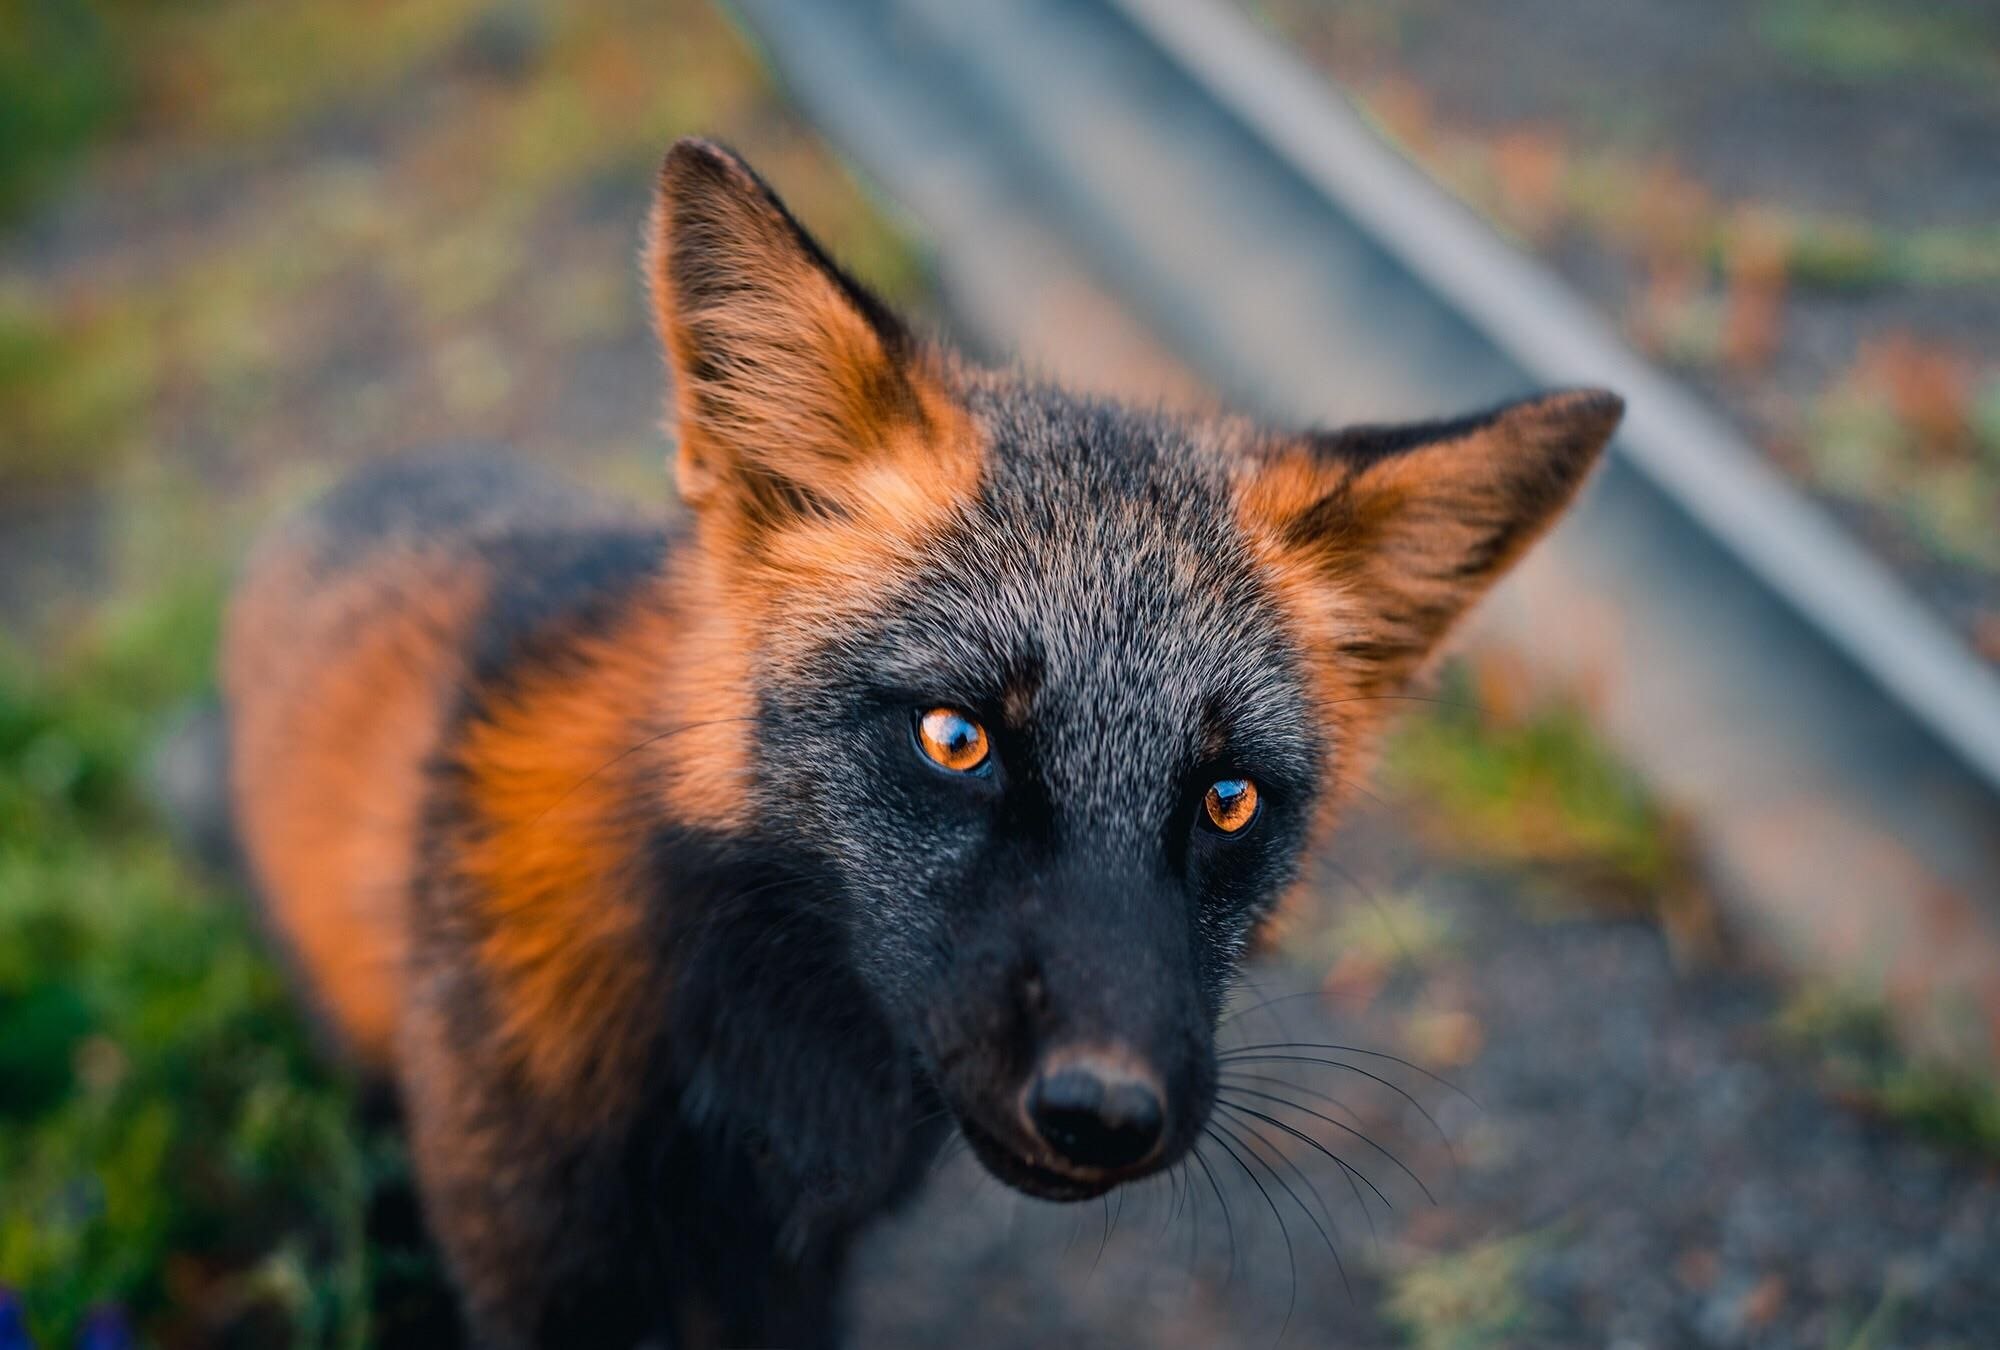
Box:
left=1741, top=1273, right=1786, bottom=1328
left=1674, top=1246, right=1720, bottom=1293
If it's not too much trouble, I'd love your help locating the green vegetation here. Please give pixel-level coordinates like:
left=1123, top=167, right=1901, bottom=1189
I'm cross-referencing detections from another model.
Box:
left=1825, top=1285, right=1904, bottom=1350
left=1360, top=110, right=2000, bottom=298
left=1776, top=985, right=2000, bottom=1160
left=1302, top=890, right=1459, bottom=973
left=1250, top=0, right=1999, bottom=299
left=1382, top=663, right=1685, bottom=909
left=0, top=0, right=920, bottom=494
left=1244, top=0, right=2000, bottom=589
left=0, top=0, right=128, bottom=221
left=0, top=0, right=510, bottom=220
left=1758, top=0, right=2000, bottom=85
left=0, top=0, right=919, bottom=1337
left=1808, top=350, right=2000, bottom=570
left=0, top=572, right=424, bottom=1344
left=1383, top=1232, right=1546, bottom=1350
left=1378, top=661, right=1722, bottom=961
left=0, top=291, right=157, bottom=488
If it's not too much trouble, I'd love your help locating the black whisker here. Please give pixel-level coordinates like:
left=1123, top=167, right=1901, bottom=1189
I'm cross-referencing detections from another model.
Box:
left=1219, top=1070, right=1365, bottom=1130
left=1220, top=1041, right=1480, bottom=1107
left=1217, top=1055, right=1464, bottom=1161
left=1163, top=1157, right=1188, bottom=1237
left=1208, top=1056, right=1480, bottom=1152
left=1206, top=1119, right=1298, bottom=1340
left=1326, top=765, right=1399, bottom=816
left=1221, top=1091, right=1428, bottom=1205
left=1218, top=1109, right=1352, bottom=1300
left=1092, top=1185, right=1123, bottom=1275
left=1189, top=1136, right=1238, bottom=1290
left=1218, top=972, right=1303, bottom=1047
left=1219, top=987, right=1326, bottom=1032
left=1183, top=1156, right=1203, bottom=1281
left=1216, top=1098, right=1393, bottom=1219
left=1221, top=1068, right=1461, bottom=1175
left=1216, top=1078, right=1381, bottom=1246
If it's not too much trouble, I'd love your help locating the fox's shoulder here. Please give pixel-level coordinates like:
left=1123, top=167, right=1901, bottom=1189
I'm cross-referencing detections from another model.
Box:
left=221, top=452, right=668, bottom=1071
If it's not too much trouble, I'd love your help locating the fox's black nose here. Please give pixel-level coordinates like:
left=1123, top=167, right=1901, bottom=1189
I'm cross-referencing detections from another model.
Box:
left=1026, top=1056, right=1166, bottom=1172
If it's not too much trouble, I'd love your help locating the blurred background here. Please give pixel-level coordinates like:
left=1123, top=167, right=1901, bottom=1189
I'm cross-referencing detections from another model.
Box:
left=1, top=0, right=1995, bottom=1345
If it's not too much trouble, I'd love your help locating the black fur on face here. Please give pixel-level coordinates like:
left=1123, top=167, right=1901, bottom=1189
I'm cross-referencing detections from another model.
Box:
left=650, top=138, right=1617, bottom=1214
left=749, top=384, right=1324, bottom=1200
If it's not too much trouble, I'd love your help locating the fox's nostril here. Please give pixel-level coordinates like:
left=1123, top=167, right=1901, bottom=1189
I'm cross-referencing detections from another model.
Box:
left=1026, top=1064, right=1165, bottom=1172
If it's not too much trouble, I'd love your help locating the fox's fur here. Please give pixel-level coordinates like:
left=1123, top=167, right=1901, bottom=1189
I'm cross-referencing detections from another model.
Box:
left=221, top=139, right=1621, bottom=1346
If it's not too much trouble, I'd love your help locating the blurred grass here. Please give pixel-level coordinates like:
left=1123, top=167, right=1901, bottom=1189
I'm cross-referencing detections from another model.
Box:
left=1806, top=342, right=2000, bottom=570
left=1382, top=663, right=1684, bottom=905
left=0, top=0, right=921, bottom=1340
left=13, top=0, right=1965, bottom=1337
left=0, top=0, right=128, bottom=222
left=0, top=290, right=156, bottom=488
left=1383, top=1231, right=1547, bottom=1350
left=0, top=571, right=393, bottom=1345
left=1243, top=0, right=2000, bottom=590
left=0, top=0, right=922, bottom=497
left=1351, top=88, right=2000, bottom=298
left=0, top=0, right=517, bottom=215
left=1378, top=659, right=1721, bottom=963
left=1777, top=985, right=2000, bottom=1160
left=1758, top=0, right=2000, bottom=84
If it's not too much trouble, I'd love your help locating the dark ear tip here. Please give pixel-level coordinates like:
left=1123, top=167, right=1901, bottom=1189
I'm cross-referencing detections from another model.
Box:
left=658, top=136, right=757, bottom=195
left=1544, top=386, right=1625, bottom=438
left=1511, top=388, right=1623, bottom=475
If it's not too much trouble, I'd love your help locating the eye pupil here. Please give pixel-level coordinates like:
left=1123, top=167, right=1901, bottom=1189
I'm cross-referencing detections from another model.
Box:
left=918, top=707, right=990, bottom=773
left=1203, top=778, right=1259, bottom=834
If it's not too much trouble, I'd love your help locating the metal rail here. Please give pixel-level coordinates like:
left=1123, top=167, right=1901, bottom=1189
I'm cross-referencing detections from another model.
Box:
left=1111, top=0, right=2000, bottom=798
left=728, top=0, right=2000, bottom=1056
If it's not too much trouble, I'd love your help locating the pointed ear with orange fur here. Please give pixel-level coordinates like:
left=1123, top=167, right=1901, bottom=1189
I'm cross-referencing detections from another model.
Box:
left=1241, top=388, right=1622, bottom=692
left=647, top=138, right=974, bottom=524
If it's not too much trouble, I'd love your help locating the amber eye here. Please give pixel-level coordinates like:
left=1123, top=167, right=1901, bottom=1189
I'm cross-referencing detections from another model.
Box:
left=1203, top=778, right=1260, bottom=834
left=917, top=707, right=990, bottom=773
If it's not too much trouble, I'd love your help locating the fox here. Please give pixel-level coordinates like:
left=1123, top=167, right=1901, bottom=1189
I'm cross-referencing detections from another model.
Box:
left=220, top=137, right=1621, bottom=1346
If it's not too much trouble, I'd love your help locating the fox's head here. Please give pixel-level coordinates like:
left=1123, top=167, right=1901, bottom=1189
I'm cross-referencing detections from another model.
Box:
left=647, top=140, right=1619, bottom=1201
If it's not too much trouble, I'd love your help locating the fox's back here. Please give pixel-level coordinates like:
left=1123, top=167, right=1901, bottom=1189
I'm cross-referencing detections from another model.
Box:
left=211, top=139, right=1621, bottom=1344
left=222, top=456, right=659, bottom=1072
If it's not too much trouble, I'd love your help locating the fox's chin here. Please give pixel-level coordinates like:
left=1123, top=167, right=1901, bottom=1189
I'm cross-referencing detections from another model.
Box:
left=953, top=1114, right=1122, bottom=1202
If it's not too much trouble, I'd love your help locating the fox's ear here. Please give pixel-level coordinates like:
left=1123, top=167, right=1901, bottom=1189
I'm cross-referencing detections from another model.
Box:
left=1242, top=389, right=1621, bottom=692
left=648, top=138, right=974, bottom=522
